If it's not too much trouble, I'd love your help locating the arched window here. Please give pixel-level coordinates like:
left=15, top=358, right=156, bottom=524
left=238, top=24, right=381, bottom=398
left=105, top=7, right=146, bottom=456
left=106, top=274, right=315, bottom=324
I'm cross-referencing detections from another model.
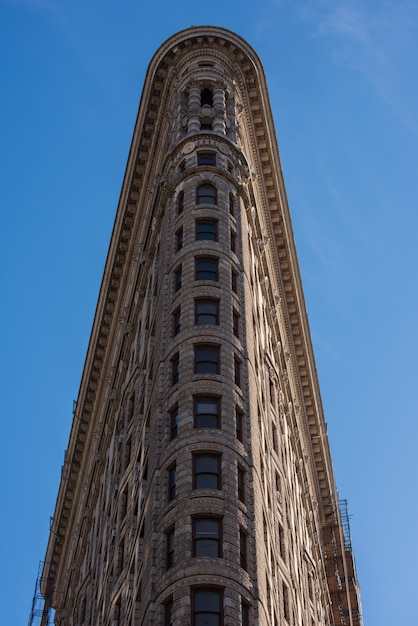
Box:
left=196, top=183, right=217, bottom=205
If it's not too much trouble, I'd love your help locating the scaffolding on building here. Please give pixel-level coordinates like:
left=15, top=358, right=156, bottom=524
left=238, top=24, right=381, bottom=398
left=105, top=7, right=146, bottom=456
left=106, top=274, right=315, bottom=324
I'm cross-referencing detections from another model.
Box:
left=27, top=561, right=56, bottom=626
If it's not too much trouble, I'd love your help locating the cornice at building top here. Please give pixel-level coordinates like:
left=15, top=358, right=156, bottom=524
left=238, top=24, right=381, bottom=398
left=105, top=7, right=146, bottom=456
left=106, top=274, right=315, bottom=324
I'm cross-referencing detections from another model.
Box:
left=42, top=26, right=341, bottom=601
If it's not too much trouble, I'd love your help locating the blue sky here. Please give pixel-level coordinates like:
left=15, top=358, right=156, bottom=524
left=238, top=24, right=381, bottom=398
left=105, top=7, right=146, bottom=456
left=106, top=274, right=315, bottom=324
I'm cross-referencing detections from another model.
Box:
left=1, top=1, right=417, bottom=624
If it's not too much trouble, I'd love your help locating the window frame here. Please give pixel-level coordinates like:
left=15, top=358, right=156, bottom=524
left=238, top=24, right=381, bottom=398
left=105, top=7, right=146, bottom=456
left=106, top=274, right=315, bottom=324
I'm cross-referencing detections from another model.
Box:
left=164, top=597, right=174, bottom=626
left=170, top=404, right=178, bottom=440
left=174, top=265, right=182, bottom=291
left=198, top=152, right=216, bottom=166
left=194, top=344, right=220, bottom=375
left=171, top=352, right=180, bottom=385
left=168, top=463, right=176, bottom=501
left=192, top=516, right=222, bottom=558
left=177, top=191, right=184, bottom=214
left=192, top=587, right=223, bottom=626
left=196, top=183, right=217, bottom=205
left=235, top=407, right=243, bottom=442
left=166, top=526, right=175, bottom=569
left=230, top=229, right=237, bottom=253
left=195, top=256, right=219, bottom=281
left=193, top=453, right=221, bottom=490
left=173, top=307, right=181, bottom=336
left=234, top=356, right=241, bottom=387
left=175, top=226, right=184, bottom=251
left=195, top=218, right=218, bottom=242
left=238, top=466, right=246, bottom=503
left=232, top=309, right=239, bottom=337
left=194, top=395, right=220, bottom=429
left=231, top=268, right=238, bottom=292
left=239, top=527, right=248, bottom=571
left=195, top=298, right=219, bottom=326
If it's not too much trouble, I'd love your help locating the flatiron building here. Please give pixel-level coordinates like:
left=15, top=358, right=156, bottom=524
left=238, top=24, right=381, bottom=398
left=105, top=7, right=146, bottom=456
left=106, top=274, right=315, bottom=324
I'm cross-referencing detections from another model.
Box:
left=41, top=26, right=362, bottom=626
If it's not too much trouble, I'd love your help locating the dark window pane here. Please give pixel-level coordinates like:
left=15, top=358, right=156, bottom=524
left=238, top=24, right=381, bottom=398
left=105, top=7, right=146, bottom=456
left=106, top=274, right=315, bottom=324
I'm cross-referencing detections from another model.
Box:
left=195, top=346, right=219, bottom=374
left=170, top=406, right=178, bottom=439
left=194, top=454, right=220, bottom=489
left=175, top=266, right=182, bottom=291
left=200, top=89, right=213, bottom=106
left=196, top=257, right=218, bottom=280
left=197, top=184, right=217, bottom=205
left=172, top=354, right=180, bottom=385
left=194, top=518, right=220, bottom=557
left=168, top=465, right=176, bottom=500
left=173, top=308, right=181, bottom=335
left=195, top=396, right=219, bottom=428
left=178, top=191, right=184, bottom=214
left=176, top=228, right=183, bottom=251
left=231, top=269, right=237, bottom=292
left=195, top=299, right=219, bottom=325
left=198, top=153, right=216, bottom=165
left=196, top=220, right=218, bottom=241
left=194, top=590, right=220, bottom=612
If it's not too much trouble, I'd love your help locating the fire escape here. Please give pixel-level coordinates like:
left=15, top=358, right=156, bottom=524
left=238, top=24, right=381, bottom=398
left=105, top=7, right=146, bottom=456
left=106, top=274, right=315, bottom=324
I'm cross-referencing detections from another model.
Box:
left=323, top=500, right=363, bottom=626
left=27, top=561, right=56, bottom=626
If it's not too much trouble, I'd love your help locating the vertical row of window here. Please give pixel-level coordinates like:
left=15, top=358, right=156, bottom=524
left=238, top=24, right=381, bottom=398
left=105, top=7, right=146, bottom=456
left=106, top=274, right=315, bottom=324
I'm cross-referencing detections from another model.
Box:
left=165, top=165, right=249, bottom=625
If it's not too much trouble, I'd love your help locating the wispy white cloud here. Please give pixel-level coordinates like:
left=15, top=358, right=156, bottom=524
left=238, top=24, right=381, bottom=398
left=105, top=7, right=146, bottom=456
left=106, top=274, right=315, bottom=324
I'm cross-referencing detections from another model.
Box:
left=299, top=0, right=418, bottom=135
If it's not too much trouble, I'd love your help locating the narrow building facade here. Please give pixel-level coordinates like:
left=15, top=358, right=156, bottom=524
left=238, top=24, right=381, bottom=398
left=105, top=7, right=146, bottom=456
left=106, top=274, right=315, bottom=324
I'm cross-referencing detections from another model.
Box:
left=41, top=26, right=362, bottom=626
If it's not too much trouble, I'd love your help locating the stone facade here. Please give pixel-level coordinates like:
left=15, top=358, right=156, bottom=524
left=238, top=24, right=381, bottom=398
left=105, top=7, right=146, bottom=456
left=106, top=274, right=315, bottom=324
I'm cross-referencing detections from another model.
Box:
left=41, top=27, right=362, bottom=626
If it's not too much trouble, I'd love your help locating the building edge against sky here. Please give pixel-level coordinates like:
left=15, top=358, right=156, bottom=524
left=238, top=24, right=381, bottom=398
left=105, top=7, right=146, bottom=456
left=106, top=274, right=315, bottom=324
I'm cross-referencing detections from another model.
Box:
left=39, top=26, right=362, bottom=626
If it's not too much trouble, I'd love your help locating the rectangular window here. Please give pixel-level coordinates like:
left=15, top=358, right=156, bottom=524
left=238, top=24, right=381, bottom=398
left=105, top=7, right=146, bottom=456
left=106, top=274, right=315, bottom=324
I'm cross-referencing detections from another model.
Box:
left=195, top=298, right=219, bottom=325
left=239, top=528, right=248, bottom=571
left=197, top=183, right=217, bottom=205
left=230, top=230, right=236, bottom=253
left=229, top=193, right=235, bottom=215
left=165, top=598, right=173, bottom=626
left=238, top=466, right=245, bottom=503
left=241, top=599, right=250, bottom=626
left=171, top=353, right=180, bottom=385
left=174, top=265, right=182, bottom=291
left=192, top=588, right=222, bottom=626
left=194, top=345, right=220, bottom=374
left=198, top=152, right=216, bottom=166
left=193, top=517, right=221, bottom=557
left=235, top=407, right=243, bottom=442
left=166, top=527, right=175, bottom=569
left=232, top=310, right=239, bottom=337
left=194, top=395, right=220, bottom=429
left=196, top=256, right=218, bottom=281
left=173, top=307, right=181, bottom=336
left=234, top=357, right=241, bottom=387
left=168, top=464, right=176, bottom=501
left=177, top=191, right=184, bottom=214
left=170, top=404, right=178, bottom=439
left=196, top=219, right=218, bottom=241
left=231, top=268, right=238, bottom=292
left=176, top=227, right=184, bottom=251
left=193, top=453, right=221, bottom=490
